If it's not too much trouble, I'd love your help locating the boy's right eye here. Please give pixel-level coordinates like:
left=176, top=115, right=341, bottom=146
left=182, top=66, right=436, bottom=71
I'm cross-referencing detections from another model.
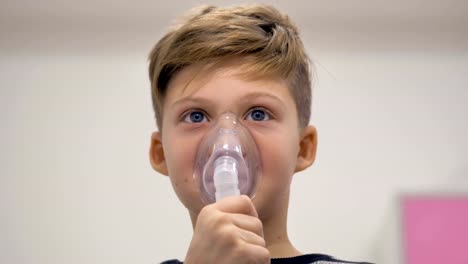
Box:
left=183, top=110, right=208, bottom=123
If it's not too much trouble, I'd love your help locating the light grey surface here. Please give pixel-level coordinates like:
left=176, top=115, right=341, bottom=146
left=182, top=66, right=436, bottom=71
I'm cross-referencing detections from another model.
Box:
left=2, top=0, right=468, bottom=31
left=1, top=1, right=467, bottom=263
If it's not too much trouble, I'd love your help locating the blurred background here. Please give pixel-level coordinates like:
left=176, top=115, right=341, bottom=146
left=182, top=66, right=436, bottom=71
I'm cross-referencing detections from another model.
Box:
left=1, top=0, right=467, bottom=263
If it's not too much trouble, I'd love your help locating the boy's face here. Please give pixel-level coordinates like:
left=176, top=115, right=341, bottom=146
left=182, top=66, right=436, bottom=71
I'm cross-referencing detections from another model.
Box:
left=150, top=58, right=317, bottom=220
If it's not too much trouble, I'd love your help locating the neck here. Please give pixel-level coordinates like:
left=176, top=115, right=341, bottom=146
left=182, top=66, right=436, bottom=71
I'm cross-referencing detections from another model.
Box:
left=261, top=197, right=302, bottom=258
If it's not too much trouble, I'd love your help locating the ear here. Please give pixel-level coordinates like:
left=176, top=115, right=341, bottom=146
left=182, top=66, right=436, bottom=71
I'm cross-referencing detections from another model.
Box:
left=149, top=131, right=169, bottom=176
left=294, top=125, right=318, bottom=172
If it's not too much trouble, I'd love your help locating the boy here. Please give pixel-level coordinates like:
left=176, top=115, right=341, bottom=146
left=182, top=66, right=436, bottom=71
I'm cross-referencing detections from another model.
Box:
left=148, top=4, right=370, bottom=264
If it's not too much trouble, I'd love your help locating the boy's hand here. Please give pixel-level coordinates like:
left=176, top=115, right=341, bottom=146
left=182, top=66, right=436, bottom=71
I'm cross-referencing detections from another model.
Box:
left=184, top=195, right=270, bottom=264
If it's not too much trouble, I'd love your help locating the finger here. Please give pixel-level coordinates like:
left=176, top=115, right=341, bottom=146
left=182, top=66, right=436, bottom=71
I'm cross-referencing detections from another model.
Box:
left=239, top=243, right=271, bottom=264
left=215, top=195, right=258, bottom=217
left=237, top=227, right=266, bottom=247
left=231, top=213, right=264, bottom=237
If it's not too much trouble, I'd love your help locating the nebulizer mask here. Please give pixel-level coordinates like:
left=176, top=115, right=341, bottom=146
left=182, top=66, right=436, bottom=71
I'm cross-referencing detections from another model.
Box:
left=193, top=112, right=262, bottom=204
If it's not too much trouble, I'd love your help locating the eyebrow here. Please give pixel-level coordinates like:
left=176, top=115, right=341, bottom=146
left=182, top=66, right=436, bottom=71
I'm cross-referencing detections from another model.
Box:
left=171, top=92, right=286, bottom=108
left=172, top=96, right=214, bottom=108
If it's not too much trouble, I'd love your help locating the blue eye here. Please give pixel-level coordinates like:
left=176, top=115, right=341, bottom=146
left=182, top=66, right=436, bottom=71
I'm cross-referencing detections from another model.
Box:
left=247, top=108, right=270, bottom=121
left=184, top=111, right=208, bottom=123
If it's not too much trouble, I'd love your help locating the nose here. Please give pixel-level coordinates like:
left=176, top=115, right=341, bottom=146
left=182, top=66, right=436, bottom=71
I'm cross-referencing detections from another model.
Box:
left=204, top=112, right=248, bottom=158
left=216, top=112, right=238, bottom=130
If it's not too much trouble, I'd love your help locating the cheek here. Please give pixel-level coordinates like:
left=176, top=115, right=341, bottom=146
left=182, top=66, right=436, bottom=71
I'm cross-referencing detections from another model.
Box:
left=255, top=129, right=299, bottom=187
left=165, top=136, right=196, bottom=178
left=163, top=132, right=204, bottom=211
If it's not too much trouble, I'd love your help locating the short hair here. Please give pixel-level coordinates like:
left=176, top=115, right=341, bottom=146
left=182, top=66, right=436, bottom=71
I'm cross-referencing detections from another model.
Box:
left=148, top=4, right=313, bottom=130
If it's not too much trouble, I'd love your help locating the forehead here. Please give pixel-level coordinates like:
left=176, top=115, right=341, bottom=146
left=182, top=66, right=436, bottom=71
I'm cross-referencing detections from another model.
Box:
left=164, top=58, right=293, bottom=103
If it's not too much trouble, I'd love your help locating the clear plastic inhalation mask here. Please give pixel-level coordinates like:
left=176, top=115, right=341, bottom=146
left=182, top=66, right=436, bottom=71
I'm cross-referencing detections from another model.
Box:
left=193, top=112, right=262, bottom=204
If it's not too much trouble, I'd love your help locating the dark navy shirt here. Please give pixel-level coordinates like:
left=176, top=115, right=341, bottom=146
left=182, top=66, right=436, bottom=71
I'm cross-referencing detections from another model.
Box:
left=160, top=253, right=373, bottom=263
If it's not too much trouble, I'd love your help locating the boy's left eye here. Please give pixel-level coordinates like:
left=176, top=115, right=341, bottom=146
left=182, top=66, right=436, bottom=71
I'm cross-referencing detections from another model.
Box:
left=246, top=108, right=271, bottom=121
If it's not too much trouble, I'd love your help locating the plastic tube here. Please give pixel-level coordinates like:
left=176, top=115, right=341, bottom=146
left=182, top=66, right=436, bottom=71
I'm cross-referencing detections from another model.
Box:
left=213, top=155, right=240, bottom=201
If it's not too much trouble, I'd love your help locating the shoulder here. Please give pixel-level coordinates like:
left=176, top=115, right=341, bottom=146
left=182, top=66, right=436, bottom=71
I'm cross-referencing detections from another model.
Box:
left=160, top=260, right=183, bottom=264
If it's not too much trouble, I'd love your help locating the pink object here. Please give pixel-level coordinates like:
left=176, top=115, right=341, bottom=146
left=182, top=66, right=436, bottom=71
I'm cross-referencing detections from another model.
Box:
left=402, top=196, right=468, bottom=264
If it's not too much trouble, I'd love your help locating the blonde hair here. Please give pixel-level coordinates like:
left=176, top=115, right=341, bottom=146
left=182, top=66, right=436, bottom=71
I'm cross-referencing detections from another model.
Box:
left=148, top=4, right=312, bottom=129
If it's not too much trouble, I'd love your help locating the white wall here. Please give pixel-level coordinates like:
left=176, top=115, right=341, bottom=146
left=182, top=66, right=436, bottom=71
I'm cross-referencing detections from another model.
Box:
left=1, top=1, right=467, bottom=263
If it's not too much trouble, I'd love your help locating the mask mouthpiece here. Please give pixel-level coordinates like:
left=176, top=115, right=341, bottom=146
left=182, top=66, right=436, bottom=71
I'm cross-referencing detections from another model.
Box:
left=194, top=113, right=261, bottom=204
